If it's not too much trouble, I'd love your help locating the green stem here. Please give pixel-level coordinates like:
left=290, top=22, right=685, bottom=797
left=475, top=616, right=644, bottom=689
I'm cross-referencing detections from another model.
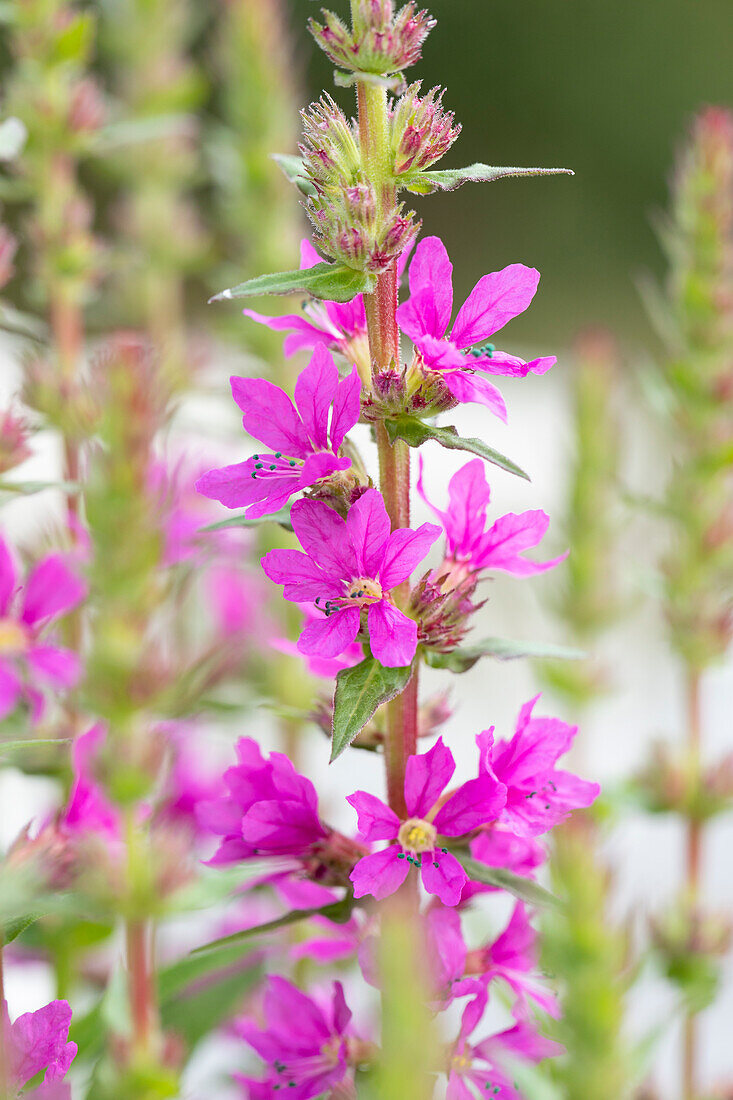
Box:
left=683, top=666, right=703, bottom=1100
left=354, top=74, right=416, bottom=819
left=0, top=937, right=8, bottom=1098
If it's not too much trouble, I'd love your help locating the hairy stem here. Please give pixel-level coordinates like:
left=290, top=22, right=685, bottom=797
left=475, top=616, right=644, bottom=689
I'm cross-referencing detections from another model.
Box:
left=683, top=667, right=703, bottom=1100
left=355, top=76, right=416, bottom=819
left=126, top=919, right=157, bottom=1055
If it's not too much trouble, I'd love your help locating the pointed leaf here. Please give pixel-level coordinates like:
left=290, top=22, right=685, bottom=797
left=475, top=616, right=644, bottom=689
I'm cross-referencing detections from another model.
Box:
left=200, top=508, right=293, bottom=533
left=209, top=263, right=374, bottom=304
left=0, top=738, right=72, bottom=758
left=457, top=855, right=561, bottom=909
left=332, top=657, right=412, bottom=762
left=385, top=418, right=529, bottom=480
left=271, top=153, right=316, bottom=197
left=425, top=637, right=585, bottom=673
left=404, top=163, right=574, bottom=195
left=191, top=897, right=355, bottom=956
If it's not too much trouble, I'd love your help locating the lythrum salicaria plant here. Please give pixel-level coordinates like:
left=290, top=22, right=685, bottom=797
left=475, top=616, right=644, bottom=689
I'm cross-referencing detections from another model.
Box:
left=196, top=1, right=599, bottom=1095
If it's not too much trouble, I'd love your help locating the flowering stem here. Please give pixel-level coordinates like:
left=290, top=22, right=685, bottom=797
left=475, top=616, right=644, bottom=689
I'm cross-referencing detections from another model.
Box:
left=355, top=74, right=416, bottom=819
left=0, top=937, right=7, bottom=1096
left=126, top=920, right=157, bottom=1055
left=683, top=666, right=703, bottom=1100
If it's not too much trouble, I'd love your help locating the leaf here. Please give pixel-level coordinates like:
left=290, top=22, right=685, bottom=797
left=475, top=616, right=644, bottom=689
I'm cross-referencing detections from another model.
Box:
left=209, top=263, right=375, bottom=305
left=404, top=162, right=574, bottom=195
left=385, top=418, right=529, bottom=480
left=425, top=637, right=586, bottom=674
left=3, top=912, right=41, bottom=944
left=0, top=738, right=71, bottom=758
left=160, top=949, right=263, bottom=1049
left=457, top=855, right=561, bottom=909
left=95, top=113, right=197, bottom=153
left=332, top=657, right=412, bottom=762
left=271, top=153, right=316, bottom=197
left=192, top=897, right=354, bottom=956
left=0, top=479, right=80, bottom=497
left=200, top=507, right=293, bottom=533
left=0, top=116, right=27, bottom=161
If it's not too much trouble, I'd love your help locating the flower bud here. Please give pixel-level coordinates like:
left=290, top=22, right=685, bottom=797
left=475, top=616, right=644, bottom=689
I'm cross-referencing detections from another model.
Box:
left=391, top=83, right=461, bottom=175
left=309, top=2, right=435, bottom=78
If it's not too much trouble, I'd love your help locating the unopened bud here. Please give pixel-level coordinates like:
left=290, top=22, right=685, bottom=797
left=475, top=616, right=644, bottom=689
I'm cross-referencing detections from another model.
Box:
left=309, top=2, right=435, bottom=77
left=391, top=83, right=461, bottom=175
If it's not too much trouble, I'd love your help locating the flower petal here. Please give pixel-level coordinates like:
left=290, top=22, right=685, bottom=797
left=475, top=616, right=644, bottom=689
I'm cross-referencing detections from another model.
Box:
left=290, top=498, right=356, bottom=579
left=350, top=846, right=410, bottom=901
left=297, top=607, right=360, bottom=659
left=21, top=556, right=86, bottom=626
left=294, top=345, right=339, bottom=450
left=420, top=850, right=466, bottom=906
left=26, top=645, right=81, bottom=689
left=450, top=264, right=541, bottom=348
left=346, top=790, right=400, bottom=843
left=0, top=537, right=17, bottom=616
left=378, top=522, right=441, bottom=590
left=398, top=236, right=453, bottom=340
left=0, top=658, right=22, bottom=719
left=195, top=460, right=296, bottom=512
left=8, top=1001, right=76, bottom=1089
left=475, top=511, right=565, bottom=575
left=442, top=370, right=508, bottom=421
left=261, top=548, right=341, bottom=602
left=241, top=799, right=328, bottom=852
left=230, top=376, right=310, bottom=455
left=242, top=309, right=329, bottom=358
left=433, top=774, right=506, bottom=836
left=346, top=490, right=391, bottom=577
left=367, top=600, right=417, bottom=668
left=329, top=367, right=362, bottom=452
left=404, top=736, right=455, bottom=818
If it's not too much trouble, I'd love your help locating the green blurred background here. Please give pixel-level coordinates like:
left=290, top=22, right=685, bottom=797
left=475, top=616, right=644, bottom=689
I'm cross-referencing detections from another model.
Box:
left=297, top=0, right=733, bottom=346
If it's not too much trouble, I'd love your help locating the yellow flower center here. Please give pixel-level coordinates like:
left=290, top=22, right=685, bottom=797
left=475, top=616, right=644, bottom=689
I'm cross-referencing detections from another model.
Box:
left=0, top=618, right=28, bottom=655
left=345, top=577, right=383, bottom=607
left=451, top=1051, right=472, bottom=1072
left=397, top=817, right=437, bottom=854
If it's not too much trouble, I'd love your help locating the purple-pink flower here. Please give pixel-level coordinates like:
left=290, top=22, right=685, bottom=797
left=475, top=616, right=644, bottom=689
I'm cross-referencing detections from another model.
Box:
left=1, top=999, right=77, bottom=1099
left=0, top=539, right=86, bottom=721
left=234, top=977, right=360, bottom=1100
left=396, top=236, right=556, bottom=420
left=196, top=345, right=361, bottom=519
left=348, top=737, right=506, bottom=906
left=418, top=458, right=566, bottom=587
left=61, top=724, right=121, bottom=842
left=481, top=696, right=600, bottom=837
left=262, top=489, right=440, bottom=668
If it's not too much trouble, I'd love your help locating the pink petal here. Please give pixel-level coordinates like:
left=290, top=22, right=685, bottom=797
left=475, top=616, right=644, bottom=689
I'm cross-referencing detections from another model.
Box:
left=26, top=645, right=81, bottom=689
left=443, top=460, right=491, bottom=558
left=8, top=1001, right=76, bottom=1089
left=442, top=370, right=508, bottom=421
left=350, top=846, right=409, bottom=901
left=264, top=975, right=331, bottom=1048
left=297, top=607, right=360, bottom=659
left=0, top=537, right=17, bottom=615
left=446, top=1072, right=475, bottom=1100
left=230, top=376, right=310, bottom=456
left=290, top=498, right=356, bottom=579
left=346, top=790, right=400, bottom=843
left=420, top=850, right=466, bottom=906
left=476, top=511, right=565, bottom=575
left=433, top=774, right=506, bottom=836
left=196, top=460, right=295, bottom=511
left=367, top=600, right=417, bottom=667
left=300, top=238, right=323, bottom=269
left=426, top=904, right=467, bottom=988
left=329, top=367, right=362, bottom=452
left=404, top=736, right=455, bottom=818
left=450, top=264, right=541, bottom=349
left=332, top=981, right=352, bottom=1035
left=298, top=452, right=351, bottom=489
left=527, top=355, right=556, bottom=375
left=492, top=700, right=576, bottom=785
left=261, top=548, right=341, bottom=602
left=242, top=309, right=328, bottom=357
left=0, top=658, right=21, bottom=719
left=294, top=345, right=339, bottom=450
left=398, top=236, right=453, bottom=340
left=378, top=522, right=441, bottom=590
left=241, top=800, right=327, bottom=852
left=346, top=489, right=391, bottom=577
left=21, top=556, right=86, bottom=626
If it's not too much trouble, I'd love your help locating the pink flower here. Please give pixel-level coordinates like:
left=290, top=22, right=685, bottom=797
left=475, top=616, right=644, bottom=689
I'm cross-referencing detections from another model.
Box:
left=196, top=345, right=361, bottom=519
left=396, top=236, right=556, bottom=420
left=348, top=737, right=506, bottom=906
left=1, top=999, right=77, bottom=1098
left=272, top=604, right=364, bottom=679
left=61, top=724, right=121, bottom=841
left=243, top=239, right=370, bottom=368
left=465, top=903, right=560, bottom=1018
left=446, top=992, right=560, bottom=1100
left=196, top=737, right=328, bottom=867
left=262, top=489, right=440, bottom=668
left=0, top=539, right=86, bottom=721
left=234, top=978, right=358, bottom=1100
left=481, top=697, right=600, bottom=838
left=418, top=458, right=566, bottom=586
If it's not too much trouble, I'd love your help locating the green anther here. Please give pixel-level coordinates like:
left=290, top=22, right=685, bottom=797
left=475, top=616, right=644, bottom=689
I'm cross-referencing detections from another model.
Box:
left=289, top=461, right=296, bottom=467
left=433, top=860, right=439, bottom=867
left=255, top=463, right=264, bottom=469
left=275, top=452, right=282, bottom=458
left=269, top=464, right=277, bottom=470
left=253, top=455, right=259, bottom=460
left=251, top=472, right=257, bottom=479
left=397, top=853, right=406, bottom=859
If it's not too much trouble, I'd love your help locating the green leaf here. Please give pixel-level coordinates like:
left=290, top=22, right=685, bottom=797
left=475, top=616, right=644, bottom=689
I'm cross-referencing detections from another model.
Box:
left=209, top=263, right=374, bottom=305
left=0, top=479, right=80, bottom=497
left=384, top=418, right=529, bottom=480
left=0, top=738, right=71, bottom=758
left=271, top=153, right=316, bottom=197
left=95, top=114, right=197, bottom=153
left=160, top=949, right=263, bottom=1049
left=200, top=508, right=293, bottom=534
left=332, top=657, right=412, bottom=762
left=3, top=911, right=41, bottom=944
left=0, top=116, right=27, bottom=161
left=425, top=637, right=585, bottom=674
left=457, top=855, right=561, bottom=909
left=192, top=897, right=354, bottom=956
left=404, top=163, right=574, bottom=195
